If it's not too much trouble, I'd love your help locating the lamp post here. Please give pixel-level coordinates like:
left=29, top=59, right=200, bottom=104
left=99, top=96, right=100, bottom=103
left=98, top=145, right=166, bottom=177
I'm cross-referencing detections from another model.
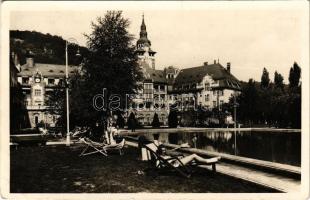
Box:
left=233, top=93, right=239, bottom=155
left=65, top=38, right=80, bottom=146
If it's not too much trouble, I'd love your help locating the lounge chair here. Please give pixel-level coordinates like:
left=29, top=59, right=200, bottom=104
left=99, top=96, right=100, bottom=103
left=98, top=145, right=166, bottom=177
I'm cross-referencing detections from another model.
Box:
left=79, top=137, right=125, bottom=157
left=142, top=142, right=220, bottom=178
left=143, top=142, right=192, bottom=178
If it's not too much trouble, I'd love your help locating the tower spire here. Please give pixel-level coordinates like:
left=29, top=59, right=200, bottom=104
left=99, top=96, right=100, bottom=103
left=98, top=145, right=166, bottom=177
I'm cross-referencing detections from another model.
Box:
left=137, top=13, right=151, bottom=47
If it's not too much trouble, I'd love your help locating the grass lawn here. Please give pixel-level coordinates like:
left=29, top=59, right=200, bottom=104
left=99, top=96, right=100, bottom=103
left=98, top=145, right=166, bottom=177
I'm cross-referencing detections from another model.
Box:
left=10, top=144, right=278, bottom=193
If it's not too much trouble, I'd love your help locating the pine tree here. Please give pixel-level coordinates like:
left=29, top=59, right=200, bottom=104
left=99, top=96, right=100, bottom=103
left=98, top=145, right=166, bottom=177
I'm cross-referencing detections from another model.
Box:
left=168, top=110, right=178, bottom=128
left=289, top=62, right=301, bottom=88
left=261, top=67, right=270, bottom=89
left=151, top=113, right=160, bottom=128
left=127, top=112, right=136, bottom=130
left=274, top=71, right=284, bottom=90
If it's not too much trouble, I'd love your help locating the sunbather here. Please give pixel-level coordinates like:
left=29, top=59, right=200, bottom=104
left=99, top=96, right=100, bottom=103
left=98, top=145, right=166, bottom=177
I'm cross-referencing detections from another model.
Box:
left=157, top=145, right=220, bottom=168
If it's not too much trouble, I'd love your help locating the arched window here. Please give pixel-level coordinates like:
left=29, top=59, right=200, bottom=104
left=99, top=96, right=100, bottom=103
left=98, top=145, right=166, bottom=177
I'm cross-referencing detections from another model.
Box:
left=35, top=116, right=38, bottom=125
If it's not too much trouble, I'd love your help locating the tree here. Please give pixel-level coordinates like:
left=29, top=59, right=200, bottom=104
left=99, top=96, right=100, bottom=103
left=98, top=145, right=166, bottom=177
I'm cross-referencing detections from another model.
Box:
left=261, top=67, right=270, bottom=89
left=69, top=11, right=142, bottom=127
left=151, top=113, right=160, bottom=128
left=274, top=71, right=284, bottom=90
left=46, top=81, right=66, bottom=131
left=168, top=110, right=178, bottom=128
left=289, top=62, right=301, bottom=89
left=236, top=79, right=259, bottom=126
left=116, top=112, right=125, bottom=128
left=127, top=112, right=137, bottom=130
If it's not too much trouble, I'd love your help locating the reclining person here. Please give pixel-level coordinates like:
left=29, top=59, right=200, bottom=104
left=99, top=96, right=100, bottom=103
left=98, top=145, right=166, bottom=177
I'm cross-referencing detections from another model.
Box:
left=156, top=145, right=220, bottom=168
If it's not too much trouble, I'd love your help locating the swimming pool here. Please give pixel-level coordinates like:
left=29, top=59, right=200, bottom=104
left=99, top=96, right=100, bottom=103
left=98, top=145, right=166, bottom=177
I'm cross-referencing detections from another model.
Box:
left=138, top=129, right=301, bottom=166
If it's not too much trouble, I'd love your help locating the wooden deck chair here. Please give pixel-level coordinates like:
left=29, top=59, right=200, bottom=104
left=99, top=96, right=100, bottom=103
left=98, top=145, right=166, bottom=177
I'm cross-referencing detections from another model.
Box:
left=79, top=138, right=125, bottom=157
left=102, top=138, right=126, bottom=155
left=143, top=143, right=192, bottom=178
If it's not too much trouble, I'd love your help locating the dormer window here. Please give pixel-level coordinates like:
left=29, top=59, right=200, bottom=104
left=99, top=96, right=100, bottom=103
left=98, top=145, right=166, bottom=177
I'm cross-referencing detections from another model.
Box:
left=22, top=77, right=29, bottom=84
left=58, top=79, right=63, bottom=86
left=49, top=69, right=54, bottom=72
left=59, top=70, right=64, bottom=73
left=48, top=78, right=55, bottom=85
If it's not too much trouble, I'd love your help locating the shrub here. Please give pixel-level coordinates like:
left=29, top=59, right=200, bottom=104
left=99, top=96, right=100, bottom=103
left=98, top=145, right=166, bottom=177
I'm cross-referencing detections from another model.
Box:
left=168, top=110, right=178, bottom=128
left=151, top=113, right=160, bottom=128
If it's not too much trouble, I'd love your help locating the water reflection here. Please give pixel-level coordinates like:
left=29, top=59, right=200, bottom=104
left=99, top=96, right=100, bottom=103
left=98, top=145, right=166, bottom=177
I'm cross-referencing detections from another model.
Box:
left=143, top=130, right=301, bottom=166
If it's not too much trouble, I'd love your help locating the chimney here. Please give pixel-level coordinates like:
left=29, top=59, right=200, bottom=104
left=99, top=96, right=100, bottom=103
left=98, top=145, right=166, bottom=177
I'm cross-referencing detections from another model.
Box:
left=204, top=62, right=208, bottom=66
left=227, top=62, right=231, bottom=73
left=214, top=59, right=216, bottom=64
left=26, top=50, right=35, bottom=67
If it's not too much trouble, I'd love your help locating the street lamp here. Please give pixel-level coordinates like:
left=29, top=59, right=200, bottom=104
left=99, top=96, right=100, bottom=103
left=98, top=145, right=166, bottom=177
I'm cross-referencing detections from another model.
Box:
left=65, top=37, right=80, bottom=146
left=233, top=93, right=239, bottom=155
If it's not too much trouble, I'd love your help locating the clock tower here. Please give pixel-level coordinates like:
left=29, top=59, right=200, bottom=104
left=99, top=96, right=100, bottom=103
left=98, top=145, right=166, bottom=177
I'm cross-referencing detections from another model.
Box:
left=136, top=14, right=156, bottom=69
left=31, top=70, right=45, bottom=106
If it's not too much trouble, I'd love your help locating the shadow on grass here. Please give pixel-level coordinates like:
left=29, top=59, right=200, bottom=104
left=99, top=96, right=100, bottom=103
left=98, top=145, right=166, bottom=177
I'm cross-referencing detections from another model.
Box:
left=10, top=144, right=279, bottom=193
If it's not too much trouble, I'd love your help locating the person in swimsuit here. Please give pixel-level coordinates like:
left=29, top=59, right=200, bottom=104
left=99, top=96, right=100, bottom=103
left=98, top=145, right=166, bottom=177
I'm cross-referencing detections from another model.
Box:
left=157, top=145, right=220, bottom=167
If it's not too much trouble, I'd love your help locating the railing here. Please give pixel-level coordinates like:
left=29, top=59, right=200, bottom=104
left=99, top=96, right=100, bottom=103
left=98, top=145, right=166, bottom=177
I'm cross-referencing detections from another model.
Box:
left=26, top=105, right=55, bottom=110
left=153, top=89, right=166, bottom=93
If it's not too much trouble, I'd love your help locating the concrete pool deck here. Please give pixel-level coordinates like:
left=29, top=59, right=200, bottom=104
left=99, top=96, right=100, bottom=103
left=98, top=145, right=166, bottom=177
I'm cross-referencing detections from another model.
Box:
left=119, top=127, right=301, bottom=134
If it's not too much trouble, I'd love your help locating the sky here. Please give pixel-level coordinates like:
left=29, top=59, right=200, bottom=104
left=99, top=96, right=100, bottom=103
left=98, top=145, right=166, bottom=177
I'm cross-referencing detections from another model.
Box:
left=9, top=2, right=308, bottom=83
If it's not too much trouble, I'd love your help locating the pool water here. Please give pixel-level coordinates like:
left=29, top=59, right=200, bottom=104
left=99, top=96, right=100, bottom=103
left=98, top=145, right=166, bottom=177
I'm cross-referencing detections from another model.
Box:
left=141, top=130, right=301, bottom=166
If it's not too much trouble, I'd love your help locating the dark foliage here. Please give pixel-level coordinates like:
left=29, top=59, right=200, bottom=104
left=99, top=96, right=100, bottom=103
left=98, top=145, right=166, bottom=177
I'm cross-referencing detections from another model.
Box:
left=274, top=71, right=284, bottom=90
left=116, top=113, right=125, bottom=128
left=10, top=30, right=88, bottom=65
left=151, top=113, right=160, bottom=128
left=260, top=67, right=270, bottom=89
left=168, top=110, right=178, bottom=128
left=289, top=62, right=301, bottom=89
left=127, top=112, right=137, bottom=130
left=233, top=63, right=301, bottom=128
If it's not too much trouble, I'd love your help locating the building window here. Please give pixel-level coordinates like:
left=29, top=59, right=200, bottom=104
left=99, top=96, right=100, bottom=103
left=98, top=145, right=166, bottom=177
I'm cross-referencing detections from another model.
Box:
left=143, top=83, right=153, bottom=99
left=205, top=94, right=209, bottom=101
left=48, top=78, right=55, bottom=85
left=205, top=83, right=211, bottom=91
left=34, top=89, right=41, bottom=96
left=213, top=90, right=217, bottom=95
left=58, top=79, right=63, bottom=86
left=22, top=77, right=29, bottom=84
left=35, top=116, right=39, bottom=125
left=219, top=90, right=223, bottom=96
left=213, top=101, right=217, bottom=107
left=220, top=100, right=224, bottom=106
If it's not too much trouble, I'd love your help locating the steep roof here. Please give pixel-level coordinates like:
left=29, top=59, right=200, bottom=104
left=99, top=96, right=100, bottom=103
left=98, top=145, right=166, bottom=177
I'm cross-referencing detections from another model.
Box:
left=18, top=63, right=79, bottom=78
left=174, top=63, right=241, bottom=91
left=144, top=67, right=167, bottom=83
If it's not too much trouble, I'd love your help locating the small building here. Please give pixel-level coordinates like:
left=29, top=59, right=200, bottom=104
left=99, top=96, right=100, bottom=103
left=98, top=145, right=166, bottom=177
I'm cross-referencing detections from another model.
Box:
left=17, top=51, right=79, bottom=128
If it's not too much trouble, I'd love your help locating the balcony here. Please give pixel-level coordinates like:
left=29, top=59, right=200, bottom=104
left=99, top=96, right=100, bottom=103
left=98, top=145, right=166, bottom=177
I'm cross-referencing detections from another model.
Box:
left=26, top=105, right=54, bottom=110
left=153, top=89, right=166, bottom=93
